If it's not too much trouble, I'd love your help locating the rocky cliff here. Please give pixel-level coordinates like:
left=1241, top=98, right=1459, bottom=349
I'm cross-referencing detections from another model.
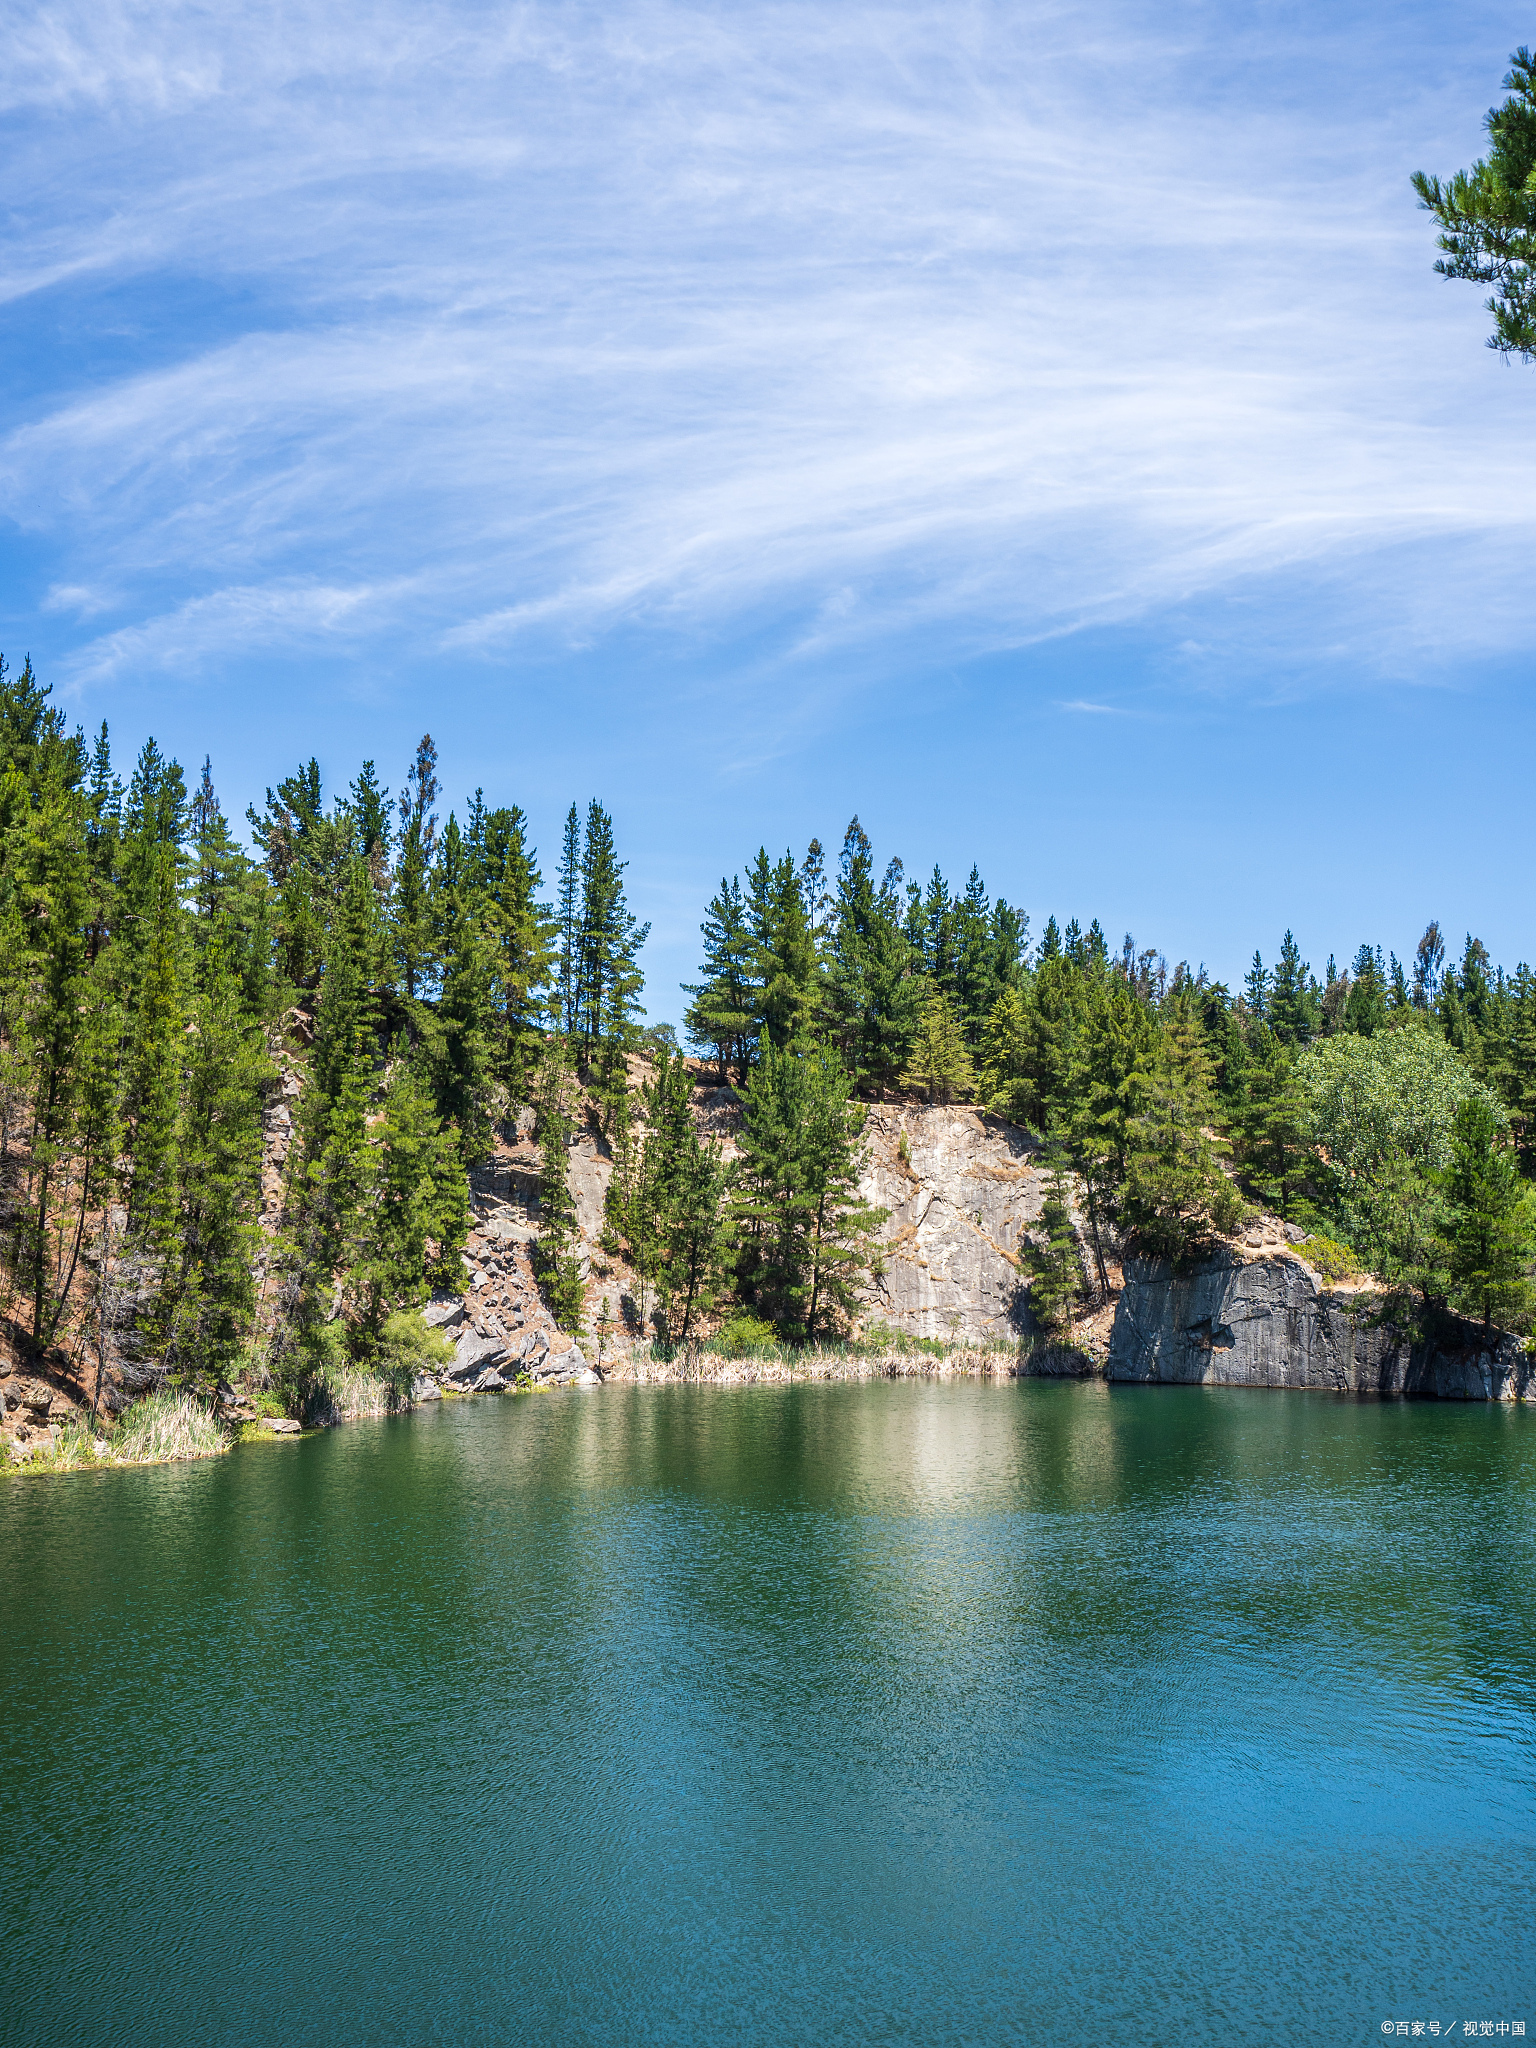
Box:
left=1103, top=1248, right=1534, bottom=1402
left=856, top=1107, right=1042, bottom=1342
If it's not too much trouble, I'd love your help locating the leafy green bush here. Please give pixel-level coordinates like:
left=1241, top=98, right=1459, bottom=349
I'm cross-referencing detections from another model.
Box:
left=375, top=1310, right=455, bottom=1403
left=1299, top=1021, right=1501, bottom=1197
left=713, top=1314, right=779, bottom=1357
left=1207, top=1178, right=1249, bottom=1237
left=1297, top=1234, right=1365, bottom=1286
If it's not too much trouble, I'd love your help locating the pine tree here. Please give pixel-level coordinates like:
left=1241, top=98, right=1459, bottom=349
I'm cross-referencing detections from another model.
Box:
left=348, top=760, right=392, bottom=887
left=1121, top=1006, right=1227, bottom=1259
left=900, top=984, right=976, bottom=1104
left=533, top=1034, right=585, bottom=1332
left=350, top=1057, right=468, bottom=1348
left=746, top=849, right=818, bottom=1056
left=1413, top=48, right=1536, bottom=362
left=273, top=860, right=382, bottom=1387
left=1344, top=943, right=1388, bottom=1037
left=162, top=937, right=271, bottom=1380
left=668, top=1128, right=725, bottom=1344
left=468, top=799, right=555, bottom=1102
left=1237, top=1030, right=1311, bottom=1220
left=432, top=814, right=496, bottom=1162
left=1412, top=922, right=1445, bottom=1009
left=824, top=819, right=920, bottom=1094
left=124, top=845, right=185, bottom=1295
left=1243, top=952, right=1271, bottom=1020
left=1270, top=930, right=1318, bottom=1047
left=556, top=802, right=582, bottom=1035
left=393, top=734, right=440, bottom=1002
left=729, top=1043, right=886, bottom=1339
left=8, top=761, right=93, bottom=1346
left=1442, top=1096, right=1532, bottom=1328
left=246, top=757, right=343, bottom=992
left=118, top=739, right=188, bottom=1010
left=575, top=800, right=648, bottom=1087
left=1026, top=1162, right=1080, bottom=1337
left=979, top=985, right=1033, bottom=1123
left=683, top=875, right=755, bottom=1084
left=1064, top=974, right=1157, bottom=1290
left=84, top=721, right=121, bottom=964
left=188, top=757, right=266, bottom=1004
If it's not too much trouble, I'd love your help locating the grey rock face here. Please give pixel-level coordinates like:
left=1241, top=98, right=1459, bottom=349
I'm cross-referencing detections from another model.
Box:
left=452, top=1332, right=508, bottom=1375
left=1108, top=1251, right=1534, bottom=1400
left=411, top=1376, right=442, bottom=1402
left=421, top=1296, right=466, bottom=1330
left=857, top=1107, right=1042, bottom=1343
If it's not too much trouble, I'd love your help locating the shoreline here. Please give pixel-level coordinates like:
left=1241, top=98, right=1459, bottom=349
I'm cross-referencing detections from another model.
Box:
left=17, top=1331, right=1534, bottom=1485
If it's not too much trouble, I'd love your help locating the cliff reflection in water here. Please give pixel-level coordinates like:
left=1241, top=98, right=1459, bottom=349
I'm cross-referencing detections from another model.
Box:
left=1, top=1378, right=1532, bottom=2047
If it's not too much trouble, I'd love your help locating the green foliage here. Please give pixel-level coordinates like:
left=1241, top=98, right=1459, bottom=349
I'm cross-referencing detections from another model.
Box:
left=1207, top=1176, right=1248, bottom=1237
left=431, top=824, right=496, bottom=1162
left=1297, top=1234, right=1365, bottom=1286
left=729, top=1042, right=888, bottom=1339
left=465, top=794, right=556, bottom=1102
left=900, top=983, right=976, bottom=1105
left=1297, top=1019, right=1500, bottom=1248
left=374, top=1309, right=456, bottom=1404
left=1414, top=49, right=1536, bottom=361
left=605, top=1047, right=726, bottom=1342
left=1026, top=1164, right=1079, bottom=1336
left=348, top=1057, right=469, bottom=1345
left=683, top=877, right=755, bottom=1084
left=1441, top=1095, right=1534, bottom=1328
left=533, top=1034, right=586, bottom=1333
left=393, top=734, right=441, bottom=1001
left=713, top=1312, right=779, bottom=1356
left=574, top=800, right=650, bottom=1076
left=1121, top=1007, right=1227, bottom=1260
left=159, top=939, right=272, bottom=1379
left=1235, top=1030, right=1311, bottom=1220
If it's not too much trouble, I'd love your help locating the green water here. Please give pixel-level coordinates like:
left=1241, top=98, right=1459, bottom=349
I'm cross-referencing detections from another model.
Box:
left=2, top=1379, right=1533, bottom=2045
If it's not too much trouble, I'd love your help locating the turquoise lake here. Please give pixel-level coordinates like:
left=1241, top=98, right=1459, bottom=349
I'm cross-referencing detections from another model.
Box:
left=2, top=1378, right=1533, bottom=2045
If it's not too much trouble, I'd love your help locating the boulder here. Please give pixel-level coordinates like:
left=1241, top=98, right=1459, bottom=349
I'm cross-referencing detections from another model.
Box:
left=262, top=1417, right=302, bottom=1435
left=471, top=1368, right=507, bottom=1393
left=452, top=1332, right=508, bottom=1377
left=411, top=1376, right=442, bottom=1402
left=421, top=1295, right=466, bottom=1331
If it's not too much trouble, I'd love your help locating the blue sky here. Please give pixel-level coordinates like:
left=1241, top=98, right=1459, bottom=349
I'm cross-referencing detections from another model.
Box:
left=3, top=0, right=1534, bottom=1022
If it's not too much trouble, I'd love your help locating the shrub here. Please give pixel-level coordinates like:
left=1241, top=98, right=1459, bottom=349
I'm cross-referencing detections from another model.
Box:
left=1298, top=1234, right=1365, bottom=1286
left=713, top=1314, right=780, bottom=1357
left=375, top=1310, right=455, bottom=1404
left=1208, top=1178, right=1249, bottom=1237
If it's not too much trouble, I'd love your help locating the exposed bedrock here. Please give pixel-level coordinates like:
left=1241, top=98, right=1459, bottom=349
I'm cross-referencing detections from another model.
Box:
left=1107, top=1250, right=1533, bottom=1401
left=858, top=1107, right=1043, bottom=1343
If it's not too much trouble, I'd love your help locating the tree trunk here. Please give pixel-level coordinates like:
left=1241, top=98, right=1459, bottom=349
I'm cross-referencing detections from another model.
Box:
left=91, top=1197, right=115, bottom=1424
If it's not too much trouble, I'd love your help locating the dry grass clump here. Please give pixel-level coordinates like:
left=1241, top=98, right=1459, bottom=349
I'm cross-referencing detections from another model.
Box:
left=615, top=1340, right=1023, bottom=1386
left=6, top=1415, right=110, bottom=1475
left=113, top=1390, right=229, bottom=1465
left=327, top=1367, right=393, bottom=1419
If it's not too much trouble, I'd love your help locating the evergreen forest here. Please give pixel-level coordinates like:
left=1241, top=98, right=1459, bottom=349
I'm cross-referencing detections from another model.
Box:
left=3, top=657, right=1533, bottom=1428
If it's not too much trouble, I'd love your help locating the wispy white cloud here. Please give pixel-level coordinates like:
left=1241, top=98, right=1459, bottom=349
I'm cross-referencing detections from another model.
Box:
left=62, top=578, right=412, bottom=686
left=2, top=0, right=1532, bottom=688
